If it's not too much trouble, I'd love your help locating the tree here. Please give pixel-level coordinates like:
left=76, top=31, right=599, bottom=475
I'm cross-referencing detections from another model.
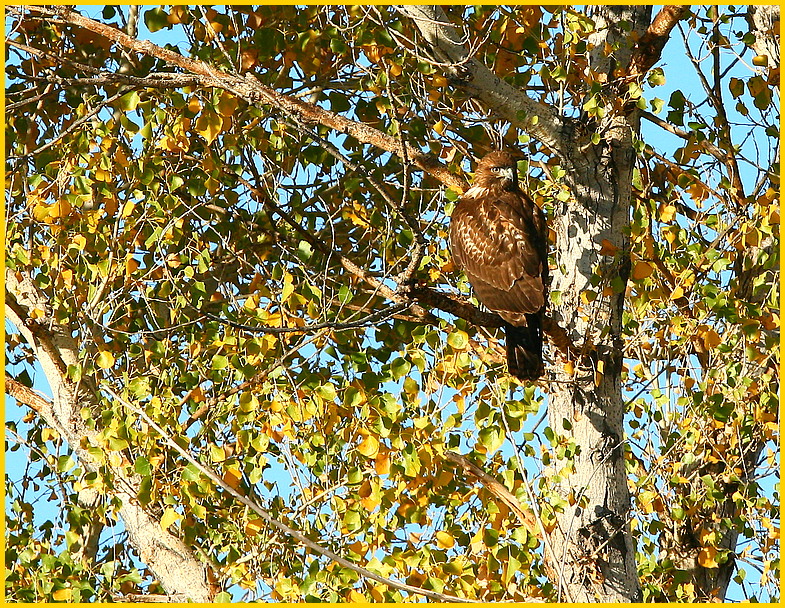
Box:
left=5, top=5, right=778, bottom=602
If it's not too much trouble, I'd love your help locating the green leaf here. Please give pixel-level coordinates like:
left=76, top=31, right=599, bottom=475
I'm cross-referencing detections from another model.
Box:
left=134, top=457, right=152, bottom=477
left=144, top=7, right=170, bottom=33
left=390, top=357, right=411, bottom=380
left=117, top=91, right=141, bottom=112
left=447, top=330, right=469, bottom=350
left=211, top=354, right=229, bottom=370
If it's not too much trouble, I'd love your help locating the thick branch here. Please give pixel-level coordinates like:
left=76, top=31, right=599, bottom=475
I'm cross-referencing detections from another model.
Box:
left=395, top=5, right=566, bottom=157
left=5, top=271, right=214, bottom=602
left=627, top=5, right=691, bottom=76
left=22, top=5, right=467, bottom=192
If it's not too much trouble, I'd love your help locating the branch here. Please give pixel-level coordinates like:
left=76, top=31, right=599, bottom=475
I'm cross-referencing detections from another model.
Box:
left=5, top=270, right=215, bottom=602
left=444, top=450, right=539, bottom=537
left=395, top=5, right=566, bottom=157
left=22, top=5, right=467, bottom=192
left=200, top=305, right=408, bottom=335
left=639, top=110, right=727, bottom=163
left=627, top=5, right=691, bottom=77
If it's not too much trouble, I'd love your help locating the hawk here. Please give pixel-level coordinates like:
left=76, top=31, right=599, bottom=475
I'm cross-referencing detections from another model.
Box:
left=449, top=150, right=549, bottom=380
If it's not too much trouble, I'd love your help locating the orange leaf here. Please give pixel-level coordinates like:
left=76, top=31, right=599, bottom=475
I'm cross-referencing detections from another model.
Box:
left=631, top=261, right=653, bottom=280
left=245, top=517, right=264, bottom=537
left=702, top=329, right=722, bottom=350
left=599, top=238, right=618, bottom=256
left=49, top=199, right=73, bottom=219
left=223, top=466, right=242, bottom=489
left=375, top=451, right=391, bottom=475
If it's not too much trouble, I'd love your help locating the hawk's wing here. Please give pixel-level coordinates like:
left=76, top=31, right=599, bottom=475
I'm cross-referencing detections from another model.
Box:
left=450, top=190, right=547, bottom=319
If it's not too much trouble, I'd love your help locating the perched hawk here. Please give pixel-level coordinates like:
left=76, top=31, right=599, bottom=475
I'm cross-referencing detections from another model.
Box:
left=449, top=150, right=549, bottom=380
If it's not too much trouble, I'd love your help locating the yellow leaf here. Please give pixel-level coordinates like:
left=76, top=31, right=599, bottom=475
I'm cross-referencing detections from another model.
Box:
left=52, top=588, right=71, bottom=601
left=580, top=290, right=597, bottom=303
left=697, top=546, right=718, bottom=568
left=30, top=307, right=46, bottom=319
left=671, top=285, right=684, bottom=300
left=160, top=507, right=181, bottom=532
left=71, top=234, right=87, bottom=250
left=659, top=203, right=677, bottom=222
left=281, top=272, right=295, bottom=302
left=94, top=168, right=112, bottom=182
left=357, top=435, right=380, bottom=458
left=361, top=494, right=381, bottom=511
left=61, top=269, right=73, bottom=289
left=223, top=466, right=242, bottom=489
left=195, top=109, right=222, bottom=145
left=41, top=427, right=59, bottom=442
left=435, top=530, right=455, bottom=549
left=563, top=361, right=575, bottom=375
left=389, top=62, right=402, bottom=77
left=218, top=91, right=239, bottom=120
left=433, top=120, right=445, bottom=135
left=120, top=201, right=136, bottom=218
left=469, top=528, right=485, bottom=554
left=96, top=350, right=115, bottom=369
left=631, top=261, right=653, bottom=280
left=32, top=202, right=51, bottom=221
left=347, top=590, right=367, bottom=603
left=245, top=517, right=264, bottom=537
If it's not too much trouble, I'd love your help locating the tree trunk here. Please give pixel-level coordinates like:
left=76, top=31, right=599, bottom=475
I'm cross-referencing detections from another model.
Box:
left=542, top=6, right=651, bottom=601
left=5, top=271, right=214, bottom=602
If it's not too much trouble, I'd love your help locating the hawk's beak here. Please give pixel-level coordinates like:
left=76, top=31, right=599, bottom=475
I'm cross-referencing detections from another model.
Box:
left=501, top=167, right=516, bottom=184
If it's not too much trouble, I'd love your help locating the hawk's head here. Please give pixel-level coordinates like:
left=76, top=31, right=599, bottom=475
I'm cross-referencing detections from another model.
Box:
left=471, top=150, right=522, bottom=193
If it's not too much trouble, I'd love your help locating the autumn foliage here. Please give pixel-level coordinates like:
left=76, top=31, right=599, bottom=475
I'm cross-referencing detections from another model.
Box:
left=5, top=5, right=778, bottom=603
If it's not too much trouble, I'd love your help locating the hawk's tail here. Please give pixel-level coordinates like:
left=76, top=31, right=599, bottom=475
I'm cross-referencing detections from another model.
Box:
left=505, top=318, right=544, bottom=381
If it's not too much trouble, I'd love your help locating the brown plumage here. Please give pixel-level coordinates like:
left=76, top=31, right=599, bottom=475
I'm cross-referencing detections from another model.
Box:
left=449, top=150, right=549, bottom=380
